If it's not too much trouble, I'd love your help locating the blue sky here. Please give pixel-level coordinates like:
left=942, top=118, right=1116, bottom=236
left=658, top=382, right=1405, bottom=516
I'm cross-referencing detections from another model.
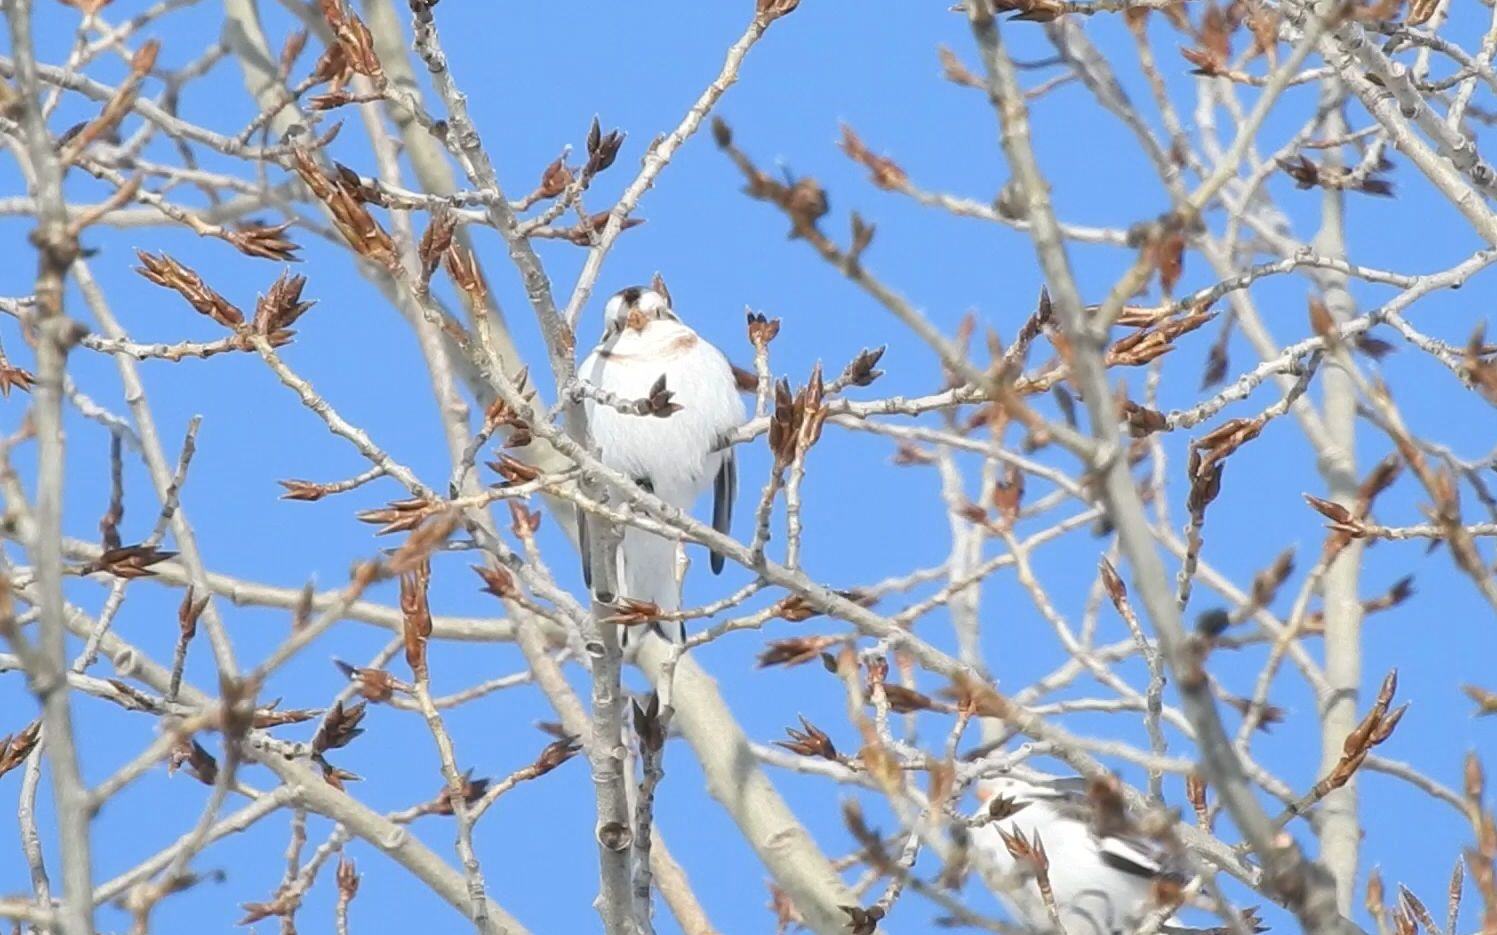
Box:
left=3, top=1, right=1496, bottom=932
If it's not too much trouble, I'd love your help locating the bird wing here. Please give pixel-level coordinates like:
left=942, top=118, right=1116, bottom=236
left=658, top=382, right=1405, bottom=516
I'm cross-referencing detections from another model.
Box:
left=576, top=501, right=594, bottom=592
left=575, top=348, right=606, bottom=601
left=710, top=445, right=736, bottom=574
left=1009, top=776, right=1173, bottom=881
left=1096, top=831, right=1168, bottom=880
left=576, top=502, right=592, bottom=588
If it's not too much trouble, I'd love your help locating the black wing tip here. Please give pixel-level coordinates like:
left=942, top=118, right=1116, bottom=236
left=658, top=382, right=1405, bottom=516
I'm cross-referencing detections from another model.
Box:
left=577, top=508, right=593, bottom=588
left=711, top=451, right=735, bottom=574
left=1099, top=845, right=1164, bottom=881
left=649, top=621, right=686, bottom=643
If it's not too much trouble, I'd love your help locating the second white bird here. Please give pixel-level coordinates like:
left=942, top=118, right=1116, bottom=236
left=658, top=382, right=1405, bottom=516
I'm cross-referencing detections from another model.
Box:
left=970, top=772, right=1185, bottom=935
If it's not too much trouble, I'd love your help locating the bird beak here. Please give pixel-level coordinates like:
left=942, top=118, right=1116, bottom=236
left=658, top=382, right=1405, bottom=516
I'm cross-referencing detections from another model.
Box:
left=625, top=307, right=649, bottom=332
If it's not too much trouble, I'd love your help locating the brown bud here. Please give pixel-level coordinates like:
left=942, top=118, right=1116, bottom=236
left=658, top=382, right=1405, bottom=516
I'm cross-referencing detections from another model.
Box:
left=756, top=635, right=843, bottom=668
left=878, top=683, right=938, bottom=714
left=487, top=454, right=541, bottom=485
left=1304, top=493, right=1358, bottom=529
left=168, top=738, right=219, bottom=786
left=839, top=346, right=885, bottom=388
left=756, top=0, right=800, bottom=23
left=0, top=721, right=42, bottom=779
left=1309, top=297, right=1337, bottom=343
left=774, top=715, right=837, bottom=760
left=537, top=156, right=572, bottom=199
left=938, top=45, right=983, bottom=88
left=710, top=116, right=732, bottom=148
left=1099, top=557, right=1127, bottom=607
left=534, top=734, right=582, bottom=776
left=254, top=270, right=314, bottom=337
left=747, top=311, right=781, bottom=349
left=333, top=658, right=400, bottom=703
left=1464, top=684, right=1497, bottom=717
left=639, top=374, right=683, bottom=418
left=1185, top=772, right=1209, bottom=825
left=839, top=905, right=884, bottom=935
left=178, top=586, right=208, bottom=640
left=472, top=562, right=519, bottom=600
left=1464, top=751, right=1485, bottom=803
left=839, top=124, right=907, bottom=190
left=0, top=366, right=34, bottom=397
left=426, top=769, right=490, bottom=816
left=226, top=221, right=300, bottom=262
left=1279, top=154, right=1320, bottom=189
left=584, top=117, right=624, bottom=175
left=313, top=701, right=367, bottom=754
left=418, top=209, right=457, bottom=284
left=336, top=856, right=360, bottom=900
left=400, top=563, right=433, bottom=679
left=135, top=251, right=245, bottom=329
left=83, top=544, right=178, bottom=579
left=633, top=694, right=665, bottom=755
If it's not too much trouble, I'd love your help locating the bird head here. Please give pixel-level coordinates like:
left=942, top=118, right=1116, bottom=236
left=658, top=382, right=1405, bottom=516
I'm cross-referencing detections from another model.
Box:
left=603, top=286, right=678, bottom=338
left=975, top=776, right=1025, bottom=803
left=975, top=771, right=1066, bottom=805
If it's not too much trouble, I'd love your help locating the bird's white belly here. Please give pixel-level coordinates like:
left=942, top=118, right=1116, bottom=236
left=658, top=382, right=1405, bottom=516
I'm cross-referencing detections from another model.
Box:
left=580, top=334, right=741, bottom=502
left=592, top=405, right=719, bottom=501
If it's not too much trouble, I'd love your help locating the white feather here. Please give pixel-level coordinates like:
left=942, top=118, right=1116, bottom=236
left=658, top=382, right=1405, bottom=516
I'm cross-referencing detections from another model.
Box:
left=579, top=289, right=745, bottom=642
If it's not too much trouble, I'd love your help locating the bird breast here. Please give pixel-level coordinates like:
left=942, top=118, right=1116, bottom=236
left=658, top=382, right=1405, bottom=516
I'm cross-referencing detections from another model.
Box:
left=595, top=326, right=699, bottom=363
left=580, top=323, right=743, bottom=503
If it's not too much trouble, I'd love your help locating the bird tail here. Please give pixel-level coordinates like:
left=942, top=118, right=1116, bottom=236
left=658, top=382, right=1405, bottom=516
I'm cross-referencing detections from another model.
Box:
left=617, top=526, right=685, bottom=645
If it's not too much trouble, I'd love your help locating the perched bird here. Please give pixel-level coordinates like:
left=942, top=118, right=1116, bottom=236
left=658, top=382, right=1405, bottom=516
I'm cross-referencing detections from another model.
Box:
left=577, top=284, right=745, bottom=643
left=969, top=772, right=1189, bottom=935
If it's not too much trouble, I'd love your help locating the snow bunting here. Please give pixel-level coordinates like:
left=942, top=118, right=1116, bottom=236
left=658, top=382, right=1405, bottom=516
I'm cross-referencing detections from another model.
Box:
left=970, top=772, right=1187, bottom=935
left=578, top=285, right=745, bottom=643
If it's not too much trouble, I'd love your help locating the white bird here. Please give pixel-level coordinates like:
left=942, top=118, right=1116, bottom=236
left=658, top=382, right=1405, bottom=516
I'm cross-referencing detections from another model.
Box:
left=969, top=772, right=1187, bottom=935
left=577, top=284, right=745, bottom=643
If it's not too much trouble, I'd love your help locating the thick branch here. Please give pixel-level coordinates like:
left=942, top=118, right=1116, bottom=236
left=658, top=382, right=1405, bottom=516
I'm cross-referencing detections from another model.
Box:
left=7, top=2, right=94, bottom=931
